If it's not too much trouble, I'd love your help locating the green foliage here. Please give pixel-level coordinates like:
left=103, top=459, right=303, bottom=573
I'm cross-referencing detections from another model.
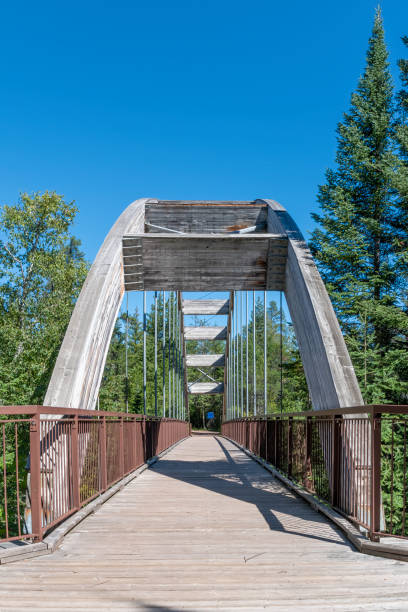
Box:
left=99, top=294, right=308, bottom=425
left=310, top=10, right=408, bottom=405
left=0, top=192, right=88, bottom=405
left=0, top=192, right=87, bottom=538
left=99, top=293, right=185, bottom=417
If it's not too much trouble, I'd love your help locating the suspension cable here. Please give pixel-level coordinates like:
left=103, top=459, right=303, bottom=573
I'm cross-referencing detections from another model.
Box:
left=143, top=291, right=147, bottom=415
left=280, top=290, right=283, bottom=414
left=125, top=291, right=129, bottom=414
left=162, top=290, right=166, bottom=417
left=253, top=290, right=256, bottom=416
left=264, top=290, right=267, bottom=415
left=246, top=291, right=249, bottom=417
left=154, top=291, right=158, bottom=416
left=168, top=291, right=172, bottom=417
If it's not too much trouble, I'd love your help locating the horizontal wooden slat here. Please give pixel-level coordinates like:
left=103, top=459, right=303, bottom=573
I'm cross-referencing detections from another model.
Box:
left=145, top=202, right=267, bottom=234
left=183, top=299, right=229, bottom=315
left=122, top=233, right=288, bottom=291
left=184, top=326, right=227, bottom=340
left=123, top=233, right=288, bottom=245
left=186, top=354, right=225, bottom=367
left=125, top=280, right=285, bottom=291
left=188, top=382, right=224, bottom=394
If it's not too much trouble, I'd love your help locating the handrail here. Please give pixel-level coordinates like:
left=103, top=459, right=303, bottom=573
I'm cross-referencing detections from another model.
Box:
left=222, top=405, right=408, bottom=541
left=0, top=407, right=190, bottom=544
left=223, top=405, right=408, bottom=419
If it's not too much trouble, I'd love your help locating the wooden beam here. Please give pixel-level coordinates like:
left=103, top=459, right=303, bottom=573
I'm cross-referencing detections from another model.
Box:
left=260, top=199, right=363, bottom=411
left=145, top=201, right=268, bottom=234
left=183, top=299, right=229, bottom=315
left=44, top=198, right=150, bottom=411
left=184, top=326, right=227, bottom=341
left=188, top=382, right=224, bottom=394
left=186, top=354, right=225, bottom=367
left=123, top=233, right=288, bottom=292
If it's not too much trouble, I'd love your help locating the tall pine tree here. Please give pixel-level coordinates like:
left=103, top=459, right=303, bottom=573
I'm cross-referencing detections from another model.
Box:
left=310, top=10, right=408, bottom=404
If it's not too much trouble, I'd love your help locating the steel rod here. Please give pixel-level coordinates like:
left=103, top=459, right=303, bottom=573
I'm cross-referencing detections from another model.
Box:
left=253, top=290, right=256, bottom=416
left=162, top=290, right=166, bottom=417
left=168, top=291, right=172, bottom=417
left=240, top=292, right=244, bottom=417
left=280, top=290, right=283, bottom=414
left=154, top=291, right=158, bottom=417
left=172, top=293, right=176, bottom=418
left=264, top=290, right=267, bottom=415
left=125, top=292, right=129, bottom=414
left=143, top=291, right=147, bottom=415
left=246, top=291, right=249, bottom=416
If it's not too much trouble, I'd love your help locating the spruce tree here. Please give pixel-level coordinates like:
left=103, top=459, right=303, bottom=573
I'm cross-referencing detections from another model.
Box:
left=394, top=36, right=408, bottom=312
left=310, top=10, right=408, bottom=404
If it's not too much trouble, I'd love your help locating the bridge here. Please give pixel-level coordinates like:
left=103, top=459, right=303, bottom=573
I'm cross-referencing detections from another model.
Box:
left=1, top=199, right=408, bottom=609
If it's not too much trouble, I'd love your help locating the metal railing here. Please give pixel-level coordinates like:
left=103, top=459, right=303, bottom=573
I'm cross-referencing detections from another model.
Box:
left=222, top=406, right=408, bottom=541
left=0, top=406, right=190, bottom=543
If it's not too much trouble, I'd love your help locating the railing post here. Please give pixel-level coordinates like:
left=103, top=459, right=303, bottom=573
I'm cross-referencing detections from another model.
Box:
left=119, top=415, right=124, bottom=477
left=287, top=416, right=293, bottom=478
left=29, top=414, right=42, bottom=541
left=71, top=415, right=80, bottom=510
left=304, top=416, right=312, bottom=490
left=142, top=416, right=147, bottom=462
left=264, top=418, right=268, bottom=462
left=370, top=413, right=381, bottom=540
left=331, top=416, right=341, bottom=508
left=274, top=418, right=278, bottom=468
left=100, top=416, right=107, bottom=491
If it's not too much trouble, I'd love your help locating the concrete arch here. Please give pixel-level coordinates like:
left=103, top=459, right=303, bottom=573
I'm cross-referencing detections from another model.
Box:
left=44, top=198, right=149, bottom=411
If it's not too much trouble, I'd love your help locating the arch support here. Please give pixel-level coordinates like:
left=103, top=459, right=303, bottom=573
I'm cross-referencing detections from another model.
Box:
left=44, top=198, right=149, bottom=411
left=260, top=199, right=363, bottom=410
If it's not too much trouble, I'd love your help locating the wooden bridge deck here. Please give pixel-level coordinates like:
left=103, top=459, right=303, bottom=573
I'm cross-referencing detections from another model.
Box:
left=2, top=435, right=408, bottom=610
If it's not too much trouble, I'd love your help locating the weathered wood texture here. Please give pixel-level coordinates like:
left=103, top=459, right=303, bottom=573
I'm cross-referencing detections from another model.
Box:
left=3, top=436, right=408, bottom=610
left=183, top=299, right=230, bottom=315
left=44, top=198, right=150, bottom=411
left=188, top=382, right=225, bottom=394
left=186, top=354, right=225, bottom=367
left=123, top=234, right=287, bottom=291
left=260, top=199, right=363, bottom=411
left=184, top=326, right=227, bottom=340
left=145, top=201, right=267, bottom=234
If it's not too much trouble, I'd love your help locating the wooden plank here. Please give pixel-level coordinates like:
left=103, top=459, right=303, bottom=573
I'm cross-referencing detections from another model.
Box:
left=183, top=299, right=229, bottom=315
left=1, top=436, right=405, bottom=610
left=188, top=382, right=224, bottom=394
left=184, top=326, right=227, bottom=340
left=123, top=233, right=288, bottom=245
left=126, top=280, right=285, bottom=291
left=186, top=354, right=225, bottom=367
left=122, top=233, right=288, bottom=291
left=267, top=237, right=288, bottom=290
left=145, top=202, right=268, bottom=234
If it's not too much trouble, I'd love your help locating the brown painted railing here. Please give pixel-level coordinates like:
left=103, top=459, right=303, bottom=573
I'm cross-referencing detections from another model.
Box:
left=0, top=406, right=190, bottom=543
left=222, top=406, right=408, bottom=541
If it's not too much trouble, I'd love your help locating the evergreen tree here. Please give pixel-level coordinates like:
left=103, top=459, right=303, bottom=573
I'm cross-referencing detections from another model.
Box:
left=395, top=34, right=408, bottom=279
left=310, top=10, right=408, bottom=404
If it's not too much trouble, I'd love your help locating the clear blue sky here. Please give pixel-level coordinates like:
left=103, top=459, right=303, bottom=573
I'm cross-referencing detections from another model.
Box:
left=1, top=0, right=407, bottom=264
